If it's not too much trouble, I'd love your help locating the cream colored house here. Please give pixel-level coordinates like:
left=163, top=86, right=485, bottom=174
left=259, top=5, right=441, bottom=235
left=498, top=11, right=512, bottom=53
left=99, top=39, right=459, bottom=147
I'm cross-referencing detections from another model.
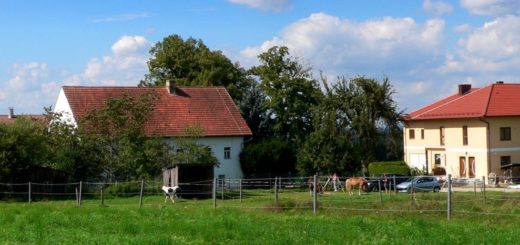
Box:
left=403, top=82, right=520, bottom=182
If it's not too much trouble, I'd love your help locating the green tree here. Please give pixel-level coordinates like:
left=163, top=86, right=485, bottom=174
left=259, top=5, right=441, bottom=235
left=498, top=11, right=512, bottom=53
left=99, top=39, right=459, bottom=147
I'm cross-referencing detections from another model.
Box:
left=141, top=34, right=249, bottom=101
left=0, top=117, right=49, bottom=182
left=249, top=46, right=322, bottom=143
left=297, top=76, right=402, bottom=176
left=79, top=90, right=172, bottom=181
left=240, top=138, right=296, bottom=178
left=170, top=125, right=218, bottom=166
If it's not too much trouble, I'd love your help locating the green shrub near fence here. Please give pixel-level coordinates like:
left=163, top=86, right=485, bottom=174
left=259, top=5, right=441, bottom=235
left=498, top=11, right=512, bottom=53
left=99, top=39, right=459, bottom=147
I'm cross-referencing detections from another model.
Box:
left=368, top=161, right=410, bottom=176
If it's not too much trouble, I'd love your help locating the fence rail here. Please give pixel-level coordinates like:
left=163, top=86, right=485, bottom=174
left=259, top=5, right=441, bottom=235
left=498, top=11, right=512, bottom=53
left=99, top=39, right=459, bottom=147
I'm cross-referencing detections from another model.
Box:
left=1, top=175, right=520, bottom=220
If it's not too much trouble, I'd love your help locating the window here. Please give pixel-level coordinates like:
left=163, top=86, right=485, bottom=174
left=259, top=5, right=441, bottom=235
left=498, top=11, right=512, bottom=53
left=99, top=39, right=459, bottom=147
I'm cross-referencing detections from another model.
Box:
left=501, top=156, right=511, bottom=166
left=409, top=129, right=415, bottom=139
left=500, top=127, right=511, bottom=141
left=434, top=154, right=441, bottom=165
left=440, top=127, right=445, bottom=146
left=462, top=126, right=468, bottom=145
left=421, top=129, right=424, bottom=139
left=224, top=147, right=231, bottom=159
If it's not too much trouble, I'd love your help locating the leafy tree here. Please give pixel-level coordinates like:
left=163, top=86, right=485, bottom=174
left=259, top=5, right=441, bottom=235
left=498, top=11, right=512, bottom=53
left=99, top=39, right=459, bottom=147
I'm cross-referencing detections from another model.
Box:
left=240, top=138, right=296, bottom=178
left=170, top=125, right=218, bottom=166
left=238, top=81, right=272, bottom=140
left=0, top=117, right=49, bottom=182
left=297, top=76, right=402, bottom=176
left=249, top=46, right=322, bottom=142
left=78, top=90, right=172, bottom=181
left=141, top=34, right=249, bottom=101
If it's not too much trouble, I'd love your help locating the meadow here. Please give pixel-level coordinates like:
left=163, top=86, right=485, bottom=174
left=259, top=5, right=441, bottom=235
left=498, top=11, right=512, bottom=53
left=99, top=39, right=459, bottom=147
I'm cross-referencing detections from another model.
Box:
left=1, top=189, right=519, bottom=244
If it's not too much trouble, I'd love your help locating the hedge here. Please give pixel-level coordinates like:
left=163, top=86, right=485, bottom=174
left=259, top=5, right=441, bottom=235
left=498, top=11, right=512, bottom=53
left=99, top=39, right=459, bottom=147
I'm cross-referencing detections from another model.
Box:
left=368, top=161, right=410, bottom=176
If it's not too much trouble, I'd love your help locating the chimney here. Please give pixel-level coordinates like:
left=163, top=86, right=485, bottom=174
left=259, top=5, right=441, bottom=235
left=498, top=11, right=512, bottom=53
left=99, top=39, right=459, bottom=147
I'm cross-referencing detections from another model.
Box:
left=8, top=107, right=14, bottom=119
left=496, top=81, right=504, bottom=84
left=166, top=80, right=176, bottom=95
left=458, top=84, right=471, bottom=95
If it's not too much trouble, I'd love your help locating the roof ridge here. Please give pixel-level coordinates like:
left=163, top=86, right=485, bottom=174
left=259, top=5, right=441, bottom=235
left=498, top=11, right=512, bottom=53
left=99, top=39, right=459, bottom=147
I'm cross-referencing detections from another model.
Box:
left=411, top=85, right=488, bottom=119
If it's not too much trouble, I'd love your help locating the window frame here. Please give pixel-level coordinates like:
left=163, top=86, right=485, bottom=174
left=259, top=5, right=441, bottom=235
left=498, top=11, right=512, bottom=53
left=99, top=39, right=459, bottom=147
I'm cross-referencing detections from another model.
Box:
left=409, top=129, right=415, bottom=140
left=500, top=156, right=511, bottom=166
left=440, top=127, right=445, bottom=146
left=224, top=147, right=231, bottom=159
left=462, top=126, right=468, bottom=146
left=500, top=127, right=511, bottom=141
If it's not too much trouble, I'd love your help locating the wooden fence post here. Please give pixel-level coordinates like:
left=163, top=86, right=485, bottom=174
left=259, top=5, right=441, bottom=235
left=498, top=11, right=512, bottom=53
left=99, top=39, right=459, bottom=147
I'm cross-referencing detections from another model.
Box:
left=411, top=180, right=415, bottom=205
left=100, top=185, right=104, bottom=206
left=274, top=177, right=279, bottom=203
left=28, top=182, right=31, bottom=204
left=78, top=181, right=82, bottom=207
left=75, top=187, right=79, bottom=207
left=239, top=179, right=243, bottom=203
left=212, top=178, right=217, bottom=209
left=313, top=175, right=317, bottom=215
left=393, top=176, right=397, bottom=194
left=221, top=178, right=224, bottom=201
left=139, top=180, right=144, bottom=208
left=482, top=176, right=486, bottom=204
left=447, top=174, right=452, bottom=221
left=378, top=180, right=382, bottom=204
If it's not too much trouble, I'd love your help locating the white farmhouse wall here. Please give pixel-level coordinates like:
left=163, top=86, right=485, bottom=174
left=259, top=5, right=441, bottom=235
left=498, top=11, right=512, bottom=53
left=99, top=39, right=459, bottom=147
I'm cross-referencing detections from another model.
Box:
left=166, top=136, right=245, bottom=179
left=53, top=88, right=77, bottom=126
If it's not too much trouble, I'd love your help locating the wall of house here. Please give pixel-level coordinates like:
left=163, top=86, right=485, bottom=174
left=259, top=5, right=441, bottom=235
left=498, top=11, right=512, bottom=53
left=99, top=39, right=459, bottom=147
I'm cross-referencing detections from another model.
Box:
left=53, top=88, right=77, bottom=126
left=487, top=116, right=520, bottom=177
left=404, top=118, right=489, bottom=179
left=166, top=136, right=245, bottom=180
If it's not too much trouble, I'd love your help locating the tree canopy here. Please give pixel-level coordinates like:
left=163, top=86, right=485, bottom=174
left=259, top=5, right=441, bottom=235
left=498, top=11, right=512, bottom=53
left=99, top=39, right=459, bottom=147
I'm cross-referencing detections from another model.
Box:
left=140, top=34, right=250, bottom=101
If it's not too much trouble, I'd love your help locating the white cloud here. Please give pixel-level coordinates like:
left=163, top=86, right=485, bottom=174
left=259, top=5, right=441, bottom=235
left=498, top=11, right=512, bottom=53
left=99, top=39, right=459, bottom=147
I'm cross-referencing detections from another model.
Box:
left=227, top=0, right=292, bottom=11
left=439, top=15, right=520, bottom=74
left=111, top=35, right=151, bottom=56
left=460, top=0, right=520, bottom=16
left=241, top=13, right=445, bottom=74
left=82, top=35, right=151, bottom=86
left=1, top=35, right=152, bottom=114
left=423, top=0, right=453, bottom=15
left=453, top=24, right=473, bottom=33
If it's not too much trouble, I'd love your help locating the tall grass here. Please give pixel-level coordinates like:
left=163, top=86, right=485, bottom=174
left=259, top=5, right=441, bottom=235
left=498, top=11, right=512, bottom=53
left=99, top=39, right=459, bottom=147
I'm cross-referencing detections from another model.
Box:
left=1, top=192, right=520, bottom=244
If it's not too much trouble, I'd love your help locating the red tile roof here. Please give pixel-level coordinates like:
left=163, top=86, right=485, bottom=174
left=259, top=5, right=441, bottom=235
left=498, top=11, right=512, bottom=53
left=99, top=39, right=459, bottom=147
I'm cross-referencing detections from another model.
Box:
left=62, top=86, right=252, bottom=137
left=405, top=82, right=520, bottom=121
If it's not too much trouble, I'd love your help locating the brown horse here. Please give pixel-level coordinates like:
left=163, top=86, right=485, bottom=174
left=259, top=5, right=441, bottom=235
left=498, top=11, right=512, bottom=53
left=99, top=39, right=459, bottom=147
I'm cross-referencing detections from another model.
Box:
left=346, top=177, right=368, bottom=196
left=308, top=178, right=324, bottom=196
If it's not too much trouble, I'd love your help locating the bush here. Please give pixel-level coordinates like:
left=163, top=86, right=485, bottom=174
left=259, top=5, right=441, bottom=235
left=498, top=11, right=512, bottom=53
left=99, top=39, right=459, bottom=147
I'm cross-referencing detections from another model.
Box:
left=368, top=161, right=410, bottom=176
left=103, top=182, right=142, bottom=196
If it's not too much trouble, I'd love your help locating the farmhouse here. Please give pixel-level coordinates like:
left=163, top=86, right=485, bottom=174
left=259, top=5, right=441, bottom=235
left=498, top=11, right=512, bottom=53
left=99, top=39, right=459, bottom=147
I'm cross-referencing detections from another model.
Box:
left=403, top=82, right=520, bottom=183
left=53, top=81, right=252, bottom=179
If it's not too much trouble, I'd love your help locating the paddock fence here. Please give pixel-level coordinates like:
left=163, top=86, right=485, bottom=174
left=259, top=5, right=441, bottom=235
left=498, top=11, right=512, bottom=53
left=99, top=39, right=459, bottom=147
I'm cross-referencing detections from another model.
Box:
left=1, top=175, right=520, bottom=221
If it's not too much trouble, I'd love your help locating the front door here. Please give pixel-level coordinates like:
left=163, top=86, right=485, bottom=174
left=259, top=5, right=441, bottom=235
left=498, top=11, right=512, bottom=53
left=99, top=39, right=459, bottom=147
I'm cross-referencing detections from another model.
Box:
left=468, top=157, right=475, bottom=178
left=459, top=157, right=466, bottom=177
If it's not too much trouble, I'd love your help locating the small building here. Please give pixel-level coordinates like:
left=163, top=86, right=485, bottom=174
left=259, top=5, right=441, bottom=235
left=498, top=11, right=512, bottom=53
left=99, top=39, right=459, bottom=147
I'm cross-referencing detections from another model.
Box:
left=53, top=82, right=252, bottom=180
left=0, top=107, right=45, bottom=124
left=403, top=82, right=520, bottom=183
left=163, top=164, right=214, bottom=198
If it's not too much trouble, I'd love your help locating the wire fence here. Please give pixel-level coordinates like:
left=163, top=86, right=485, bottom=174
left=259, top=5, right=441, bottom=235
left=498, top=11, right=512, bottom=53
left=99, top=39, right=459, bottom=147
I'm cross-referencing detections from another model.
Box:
left=1, top=174, right=520, bottom=220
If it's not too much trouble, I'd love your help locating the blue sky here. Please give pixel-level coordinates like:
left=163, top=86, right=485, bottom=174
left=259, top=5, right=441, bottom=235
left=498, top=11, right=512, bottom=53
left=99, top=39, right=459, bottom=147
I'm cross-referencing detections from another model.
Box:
left=1, top=0, right=519, bottom=114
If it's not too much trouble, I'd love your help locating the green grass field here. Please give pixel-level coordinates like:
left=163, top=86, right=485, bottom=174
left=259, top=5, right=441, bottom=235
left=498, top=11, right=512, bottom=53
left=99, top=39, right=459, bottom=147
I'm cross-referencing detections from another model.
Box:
left=1, top=190, right=519, bottom=244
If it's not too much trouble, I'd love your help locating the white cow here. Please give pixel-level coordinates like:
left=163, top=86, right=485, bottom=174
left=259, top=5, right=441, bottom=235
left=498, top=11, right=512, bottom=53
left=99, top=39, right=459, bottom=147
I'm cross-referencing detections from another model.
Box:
left=162, top=186, right=181, bottom=203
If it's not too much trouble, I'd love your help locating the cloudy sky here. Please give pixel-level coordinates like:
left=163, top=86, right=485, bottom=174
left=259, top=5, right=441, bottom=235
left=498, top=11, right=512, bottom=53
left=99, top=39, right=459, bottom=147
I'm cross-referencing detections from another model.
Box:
left=1, top=0, right=520, bottom=114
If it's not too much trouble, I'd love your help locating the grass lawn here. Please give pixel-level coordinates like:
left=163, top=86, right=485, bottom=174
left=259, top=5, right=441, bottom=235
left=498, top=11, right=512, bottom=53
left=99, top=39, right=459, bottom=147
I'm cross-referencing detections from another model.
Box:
left=1, top=191, right=519, bottom=244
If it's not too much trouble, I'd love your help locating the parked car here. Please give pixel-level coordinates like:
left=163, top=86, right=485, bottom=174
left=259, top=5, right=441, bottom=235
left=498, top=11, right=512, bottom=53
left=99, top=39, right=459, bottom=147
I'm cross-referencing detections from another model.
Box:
left=366, top=174, right=409, bottom=192
left=396, top=176, right=441, bottom=193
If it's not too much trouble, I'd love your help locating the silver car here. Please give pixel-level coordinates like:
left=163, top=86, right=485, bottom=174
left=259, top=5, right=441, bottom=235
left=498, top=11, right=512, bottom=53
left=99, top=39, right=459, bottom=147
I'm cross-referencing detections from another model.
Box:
left=396, top=176, right=441, bottom=192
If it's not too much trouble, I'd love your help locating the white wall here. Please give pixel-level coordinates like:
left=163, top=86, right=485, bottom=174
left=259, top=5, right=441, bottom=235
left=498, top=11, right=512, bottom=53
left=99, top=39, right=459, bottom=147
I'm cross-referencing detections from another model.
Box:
left=53, top=88, right=77, bottom=126
left=166, top=136, right=245, bottom=179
